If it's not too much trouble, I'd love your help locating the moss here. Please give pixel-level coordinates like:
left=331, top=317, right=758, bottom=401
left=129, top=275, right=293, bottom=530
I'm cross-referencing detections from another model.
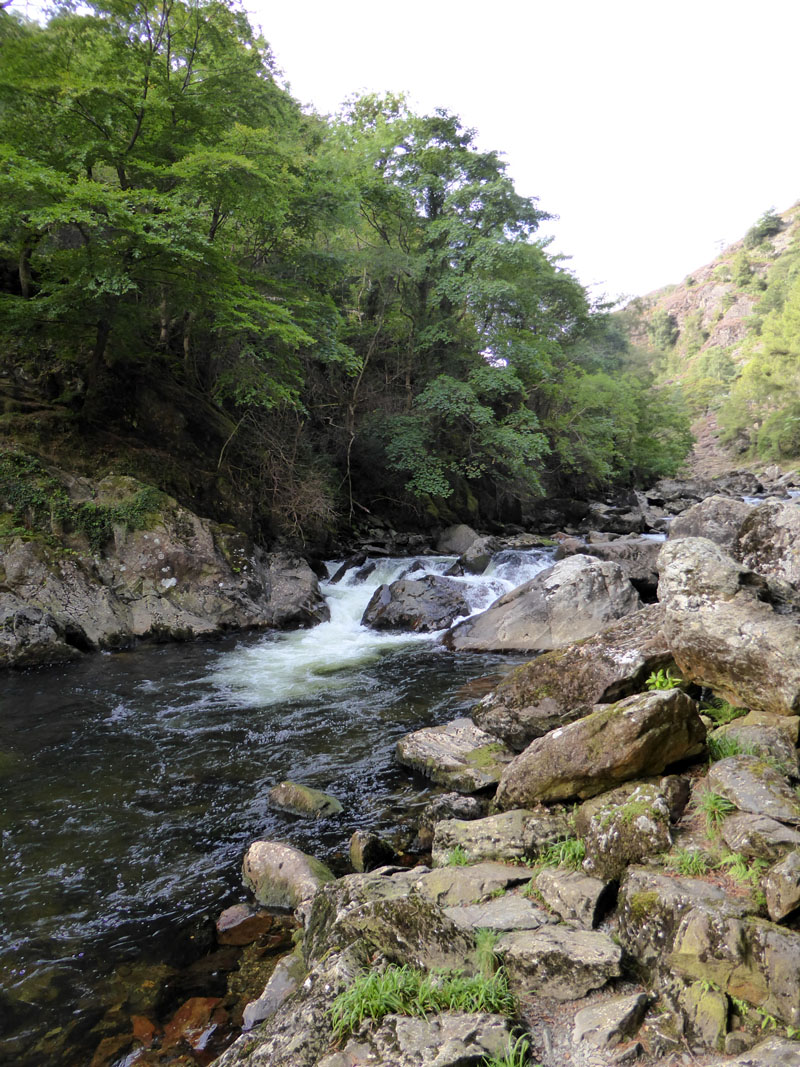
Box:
left=464, top=743, right=506, bottom=769
left=627, top=890, right=660, bottom=923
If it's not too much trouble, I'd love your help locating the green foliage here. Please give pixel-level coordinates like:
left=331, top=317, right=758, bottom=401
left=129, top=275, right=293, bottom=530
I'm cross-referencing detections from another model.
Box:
left=482, top=1034, right=534, bottom=1067
left=744, top=209, right=783, bottom=249
left=646, top=668, right=684, bottom=691
left=328, top=964, right=517, bottom=1042
left=446, top=845, right=471, bottom=867
left=706, top=734, right=757, bottom=762
left=667, top=848, right=711, bottom=877
left=716, top=852, right=767, bottom=888
left=697, top=790, right=737, bottom=836
left=538, top=837, right=586, bottom=870
left=647, top=309, right=679, bottom=349
left=700, top=698, right=748, bottom=726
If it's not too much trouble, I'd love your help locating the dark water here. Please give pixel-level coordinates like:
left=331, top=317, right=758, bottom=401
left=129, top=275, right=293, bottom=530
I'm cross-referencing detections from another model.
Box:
left=0, top=556, right=539, bottom=1066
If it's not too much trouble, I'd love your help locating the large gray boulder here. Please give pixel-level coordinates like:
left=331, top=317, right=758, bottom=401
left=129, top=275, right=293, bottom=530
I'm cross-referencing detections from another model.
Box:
left=473, top=603, right=672, bottom=750
left=431, top=809, right=569, bottom=867
left=436, top=524, right=496, bottom=573
left=721, top=813, right=800, bottom=863
left=565, top=537, right=663, bottom=597
left=361, top=575, right=470, bottom=632
left=395, top=718, right=514, bottom=793
left=0, top=596, right=84, bottom=668
left=498, top=926, right=622, bottom=1000
left=443, top=555, right=641, bottom=653
left=668, top=494, right=754, bottom=549
left=658, top=537, right=800, bottom=715
left=494, top=689, right=706, bottom=809
left=706, top=1038, right=800, bottom=1066
left=736, top=500, right=800, bottom=585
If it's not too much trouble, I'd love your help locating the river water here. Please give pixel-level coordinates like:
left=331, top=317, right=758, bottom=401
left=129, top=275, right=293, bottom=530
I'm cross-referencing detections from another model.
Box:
left=0, top=548, right=553, bottom=1065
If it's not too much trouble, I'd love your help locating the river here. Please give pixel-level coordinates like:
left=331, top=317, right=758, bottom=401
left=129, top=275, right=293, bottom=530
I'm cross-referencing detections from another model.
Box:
left=0, top=547, right=553, bottom=1065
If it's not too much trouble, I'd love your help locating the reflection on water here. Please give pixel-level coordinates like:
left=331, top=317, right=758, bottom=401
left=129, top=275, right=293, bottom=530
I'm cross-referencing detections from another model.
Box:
left=0, top=550, right=551, bottom=1064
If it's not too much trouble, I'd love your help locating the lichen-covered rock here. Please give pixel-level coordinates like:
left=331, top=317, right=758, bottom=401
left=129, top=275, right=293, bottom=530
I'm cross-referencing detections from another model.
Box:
left=472, top=603, right=672, bottom=750
left=395, top=717, right=514, bottom=793
left=765, top=850, right=800, bottom=922
left=707, top=756, right=800, bottom=825
left=670, top=911, right=800, bottom=1027
left=443, top=895, right=551, bottom=933
left=705, top=1036, right=800, bottom=1066
left=668, top=495, right=754, bottom=549
left=317, top=1012, right=513, bottom=1067
left=241, top=950, right=307, bottom=1030
left=572, top=993, right=648, bottom=1048
left=709, top=722, right=799, bottom=777
left=412, top=862, right=531, bottom=909
left=736, top=500, right=800, bottom=586
left=721, top=813, right=800, bottom=862
left=678, top=980, right=728, bottom=1051
left=431, top=809, right=566, bottom=867
left=534, top=867, right=612, bottom=929
left=658, top=537, right=800, bottom=715
left=267, top=781, right=342, bottom=819
left=242, top=841, right=336, bottom=911
left=617, top=867, right=755, bottom=976
left=567, top=537, right=663, bottom=597
left=443, top=555, right=641, bottom=653
left=360, top=575, right=471, bottom=632
left=498, top=925, right=622, bottom=1000
left=494, top=689, right=706, bottom=808
left=576, top=781, right=673, bottom=880
left=348, top=831, right=399, bottom=873
left=0, top=595, right=84, bottom=668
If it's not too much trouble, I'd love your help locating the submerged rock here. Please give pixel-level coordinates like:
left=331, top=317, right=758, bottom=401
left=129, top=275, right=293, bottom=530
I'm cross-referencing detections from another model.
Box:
left=361, top=575, right=470, bottom=632
left=267, top=781, right=343, bottom=819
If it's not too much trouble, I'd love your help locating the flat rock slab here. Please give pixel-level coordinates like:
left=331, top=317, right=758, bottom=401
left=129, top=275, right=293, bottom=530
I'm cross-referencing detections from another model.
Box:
left=412, top=862, right=531, bottom=908
left=573, top=992, right=649, bottom=1048
left=722, top=813, right=800, bottom=862
left=431, top=808, right=567, bottom=867
left=318, top=1011, right=513, bottom=1067
left=704, top=1036, right=800, bottom=1065
left=535, top=867, right=612, bottom=930
left=444, top=895, right=552, bottom=933
left=396, top=717, right=514, bottom=792
left=708, top=755, right=800, bottom=825
left=498, top=925, right=622, bottom=1000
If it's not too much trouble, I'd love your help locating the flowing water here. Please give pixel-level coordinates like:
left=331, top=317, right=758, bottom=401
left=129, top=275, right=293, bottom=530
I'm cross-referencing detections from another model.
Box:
left=0, top=548, right=553, bottom=1065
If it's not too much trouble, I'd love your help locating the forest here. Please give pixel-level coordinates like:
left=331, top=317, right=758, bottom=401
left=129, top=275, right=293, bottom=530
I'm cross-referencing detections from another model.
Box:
left=0, top=0, right=693, bottom=543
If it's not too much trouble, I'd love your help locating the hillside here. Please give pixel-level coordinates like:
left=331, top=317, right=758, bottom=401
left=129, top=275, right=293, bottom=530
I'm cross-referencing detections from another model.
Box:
left=619, top=202, right=800, bottom=473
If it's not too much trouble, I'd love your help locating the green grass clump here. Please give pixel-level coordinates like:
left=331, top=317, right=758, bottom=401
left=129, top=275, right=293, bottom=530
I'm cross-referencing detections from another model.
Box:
left=701, top=698, right=748, bottom=726
left=697, top=790, right=737, bottom=835
left=538, top=837, right=586, bottom=870
left=667, top=848, right=711, bottom=877
left=482, top=1033, right=536, bottom=1066
left=329, top=964, right=517, bottom=1042
left=446, top=844, right=470, bottom=867
left=707, top=734, right=758, bottom=762
left=474, top=928, right=501, bottom=978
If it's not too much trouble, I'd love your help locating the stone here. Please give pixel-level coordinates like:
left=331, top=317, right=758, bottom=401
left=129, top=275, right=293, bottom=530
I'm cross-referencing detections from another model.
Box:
left=348, top=831, right=398, bottom=873
left=668, top=494, right=754, bottom=550
left=765, top=850, right=800, bottom=922
left=679, top=981, right=728, bottom=1051
left=617, top=867, right=756, bottom=976
left=570, top=537, right=663, bottom=598
left=494, top=689, right=706, bottom=809
left=431, top=809, right=566, bottom=867
left=658, top=537, right=800, bottom=716
left=736, top=500, right=800, bottom=586
left=419, top=792, right=489, bottom=829
left=242, top=841, right=336, bottom=911
left=498, top=925, right=622, bottom=1000
left=215, top=904, right=273, bottom=946
left=707, top=1036, right=800, bottom=1065
left=670, top=911, right=800, bottom=1027
left=242, top=952, right=308, bottom=1030
left=395, top=717, right=514, bottom=793
left=317, top=1012, right=513, bottom=1067
left=267, top=780, right=342, bottom=819
left=646, top=477, right=717, bottom=512
left=721, top=813, right=800, bottom=863
left=360, top=575, right=471, bottom=632
left=707, top=756, right=800, bottom=825
left=572, top=993, right=649, bottom=1048
left=436, top=524, right=483, bottom=556
left=709, top=723, right=799, bottom=777
left=443, top=555, right=641, bottom=653
left=472, top=603, right=672, bottom=751
left=412, top=862, right=531, bottom=908
left=443, top=895, right=552, bottom=933
left=0, top=596, right=84, bottom=668
left=534, top=867, right=612, bottom=929
left=577, top=781, right=673, bottom=880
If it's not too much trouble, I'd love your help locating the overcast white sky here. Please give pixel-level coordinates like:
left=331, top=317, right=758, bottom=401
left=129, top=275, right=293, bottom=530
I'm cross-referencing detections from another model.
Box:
left=9, top=0, right=800, bottom=301
left=243, top=0, right=800, bottom=302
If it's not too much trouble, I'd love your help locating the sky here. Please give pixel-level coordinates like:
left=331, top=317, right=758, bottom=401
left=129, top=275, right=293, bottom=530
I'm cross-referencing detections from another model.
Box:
left=8, top=0, right=800, bottom=302
left=239, top=0, right=800, bottom=303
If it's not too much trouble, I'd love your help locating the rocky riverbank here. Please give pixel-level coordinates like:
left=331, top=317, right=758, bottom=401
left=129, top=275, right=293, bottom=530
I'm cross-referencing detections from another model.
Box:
left=207, top=481, right=800, bottom=1067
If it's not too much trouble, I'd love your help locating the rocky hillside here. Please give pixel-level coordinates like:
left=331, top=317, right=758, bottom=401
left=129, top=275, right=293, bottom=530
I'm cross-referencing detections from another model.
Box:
left=620, top=202, right=800, bottom=470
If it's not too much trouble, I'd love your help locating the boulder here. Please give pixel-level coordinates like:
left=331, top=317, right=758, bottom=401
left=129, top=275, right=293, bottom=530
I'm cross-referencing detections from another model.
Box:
left=706, top=1038, right=800, bottom=1066
left=572, top=993, right=649, bottom=1048
left=348, top=831, right=399, bottom=873
left=473, top=603, right=672, bottom=750
left=668, top=494, right=754, bottom=549
left=317, top=1012, right=514, bottom=1067
left=436, top=524, right=482, bottom=556
left=765, top=850, right=800, bottom=922
left=569, top=537, right=663, bottom=598
left=678, top=981, right=728, bottom=1052
left=494, top=689, right=706, bottom=809
left=498, top=925, right=622, bottom=1000
left=721, top=813, right=800, bottom=863
left=576, top=781, right=673, bottom=881
left=267, top=781, right=343, bottom=819
left=412, top=862, right=531, bottom=909
left=657, top=537, right=800, bottom=716
left=418, top=792, right=489, bottom=829
left=645, top=477, right=717, bottom=512
left=431, top=809, right=567, bottom=867
left=587, top=499, right=647, bottom=535
left=709, top=722, right=799, bottom=778
left=242, top=951, right=307, bottom=1030
left=443, top=555, right=641, bottom=653
left=242, top=841, right=336, bottom=911
left=395, top=717, right=514, bottom=793
left=361, top=575, right=471, bottom=632
left=534, top=867, right=612, bottom=929
left=444, top=895, right=552, bottom=933
left=736, top=500, right=800, bottom=586
left=707, top=756, right=800, bottom=825
left=0, top=595, right=84, bottom=668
